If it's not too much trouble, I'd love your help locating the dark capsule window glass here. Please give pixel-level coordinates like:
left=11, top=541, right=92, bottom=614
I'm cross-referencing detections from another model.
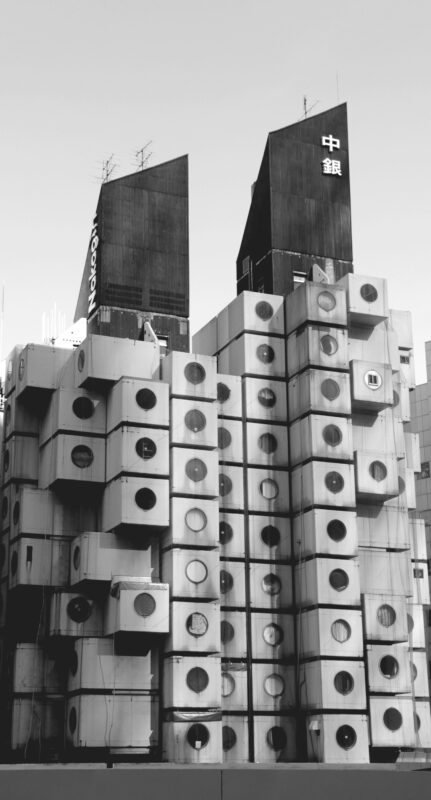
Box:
left=325, top=471, right=344, bottom=493
left=3, top=450, right=10, bottom=473
left=77, top=350, right=85, bottom=372
left=186, top=723, right=209, bottom=749
left=0, top=544, right=6, bottom=570
left=256, top=344, right=275, bottom=364
left=323, top=424, right=342, bottom=447
left=331, top=619, right=351, bottom=643
left=369, top=460, right=387, bottom=482
left=72, top=397, right=94, bottom=420
left=67, top=597, right=92, bottom=623
left=219, top=521, right=233, bottom=545
left=414, top=713, right=421, bottom=732
left=73, top=546, right=80, bottom=571
left=258, top=433, right=278, bottom=454
left=219, top=474, right=233, bottom=497
left=261, top=525, right=280, bottom=548
left=220, top=570, right=233, bottom=594
left=134, top=592, right=156, bottom=617
left=136, top=437, right=157, bottom=460
left=217, top=382, right=230, bottom=403
left=262, top=573, right=282, bottom=596
left=10, top=551, right=18, bottom=576
left=4, top=405, right=11, bottom=427
left=336, top=725, right=357, bottom=750
left=220, top=620, right=234, bottom=643
left=360, top=283, right=378, bottom=303
left=329, top=569, right=349, bottom=592
left=185, top=458, right=207, bottom=482
left=255, top=301, right=274, bottom=321
left=71, top=445, right=94, bottom=469
left=317, top=290, right=336, bottom=312
left=184, top=362, right=206, bottom=385
left=320, top=335, right=339, bottom=356
left=379, top=656, right=399, bottom=679
left=327, top=519, right=347, bottom=542
left=263, top=623, right=283, bottom=646
left=218, top=427, right=232, bottom=450
left=186, top=612, right=208, bottom=637
left=222, top=725, right=237, bottom=751
left=185, top=409, right=206, bottom=433
left=135, top=488, right=157, bottom=510
left=258, top=387, right=277, bottom=408
left=13, top=502, right=20, bottom=525
left=136, top=388, right=157, bottom=410
left=383, top=707, right=403, bottom=731
left=320, top=378, right=341, bottom=401
left=186, top=666, right=209, bottom=693
left=1, top=497, right=8, bottom=521
left=333, top=671, right=354, bottom=695
left=69, top=707, right=77, bottom=734
left=266, top=726, right=287, bottom=751
left=70, top=650, right=78, bottom=676
left=377, top=604, right=396, bottom=627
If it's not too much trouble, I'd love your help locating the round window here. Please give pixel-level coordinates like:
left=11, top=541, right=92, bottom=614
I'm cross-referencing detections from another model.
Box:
left=261, top=525, right=280, bottom=548
left=185, top=560, right=208, bottom=584
left=218, top=427, right=232, bottom=450
left=364, top=369, right=382, bottom=390
left=360, top=283, right=378, bottom=303
left=67, top=596, right=92, bottom=623
left=70, top=650, right=79, bottom=676
left=336, top=725, right=357, bottom=750
left=256, top=344, right=275, bottom=364
left=383, top=707, right=403, bottom=731
left=220, top=570, right=233, bottom=594
left=221, top=672, right=235, bottom=697
left=185, top=458, right=207, bottom=482
left=267, top=726, right=287, bottom=751
left=185, top=508, right=207, bottom=533
left=134, top=592, right=156, bottom=617
left=185, top=409, right=207, bottom=433
left=1, top=497, right=8, bottom=521
left=258, top=433, right=278, bottom=454
left=184, top=362, right=206, bottom=385
left=222, top=725, right=237, bottom=751
left=320, top=335, right=339, bottom=356
left=0, top=544, right=5, bottom=570
left=18, top=357, right=25, bottom=380
left=186, top=612, right=208, bottom=637
left=317, top=290, right=336, bottom=311
left=369, top=460, right=387, bottom=481
left=414, top=713, right=421, bottom=732
left=73, top=546, right=80, bottom=571
left=262, top=573, right=282, bottom=596
left=327, top=519, right=347, bottom=542
left=77, top=350, right=85, bottom=372
left=221, top=620, right=234, bottom=643
left=135, top=488, right=157, bottom=510
left=320, top=378, right=341, bottom=401
left=136, top=438, right=157, bottom=459
left=407, top=613, right=414, bottom=633
left=10, top=551, right=18, bottom=576
left=4, top=405, right=10, bottom=427
left=72, top=397, right=94, bottom=419
left=264, top=674, right=285, bottom=697
left=255, top=300, right=273, bottom=320
left=69, top=707, right=77, bottom=734
left=3, top=450, right=10, bottom=473
left=187, top=723, right=209, bottom=749
left=258, top=387, right=277, bottom=408
left=13, top=502, right=20, bottom=525
left=334, top=671, right=354, bottom=695
left=219, top=521, right=233, bottom=544
left=323, top=424, right=343, bottom=447
left=260, top=479, right=279, bottom=500
left=263, top=623, right=283, bottom=646
left=325, top=471, right=344, bottom=493
left=71, top=445, right=94, bottom=469
left=393, top=390, right=400, bottom=407
left=410, top=661, right=417, bottom=681
left=217, top=382, right=231, bottom=403
left=136, top=388, right=157, bottom=410
left=377, top=604, right=396, bottom=627
left=329, top=569, right=349, bottom=591
left=219, top=474, right=233, bottom=497
left=186, top=666, right=209, bottom=693
left=331, top=619, right=351, bottom=643
left=379, top=656, right=399, bottom=679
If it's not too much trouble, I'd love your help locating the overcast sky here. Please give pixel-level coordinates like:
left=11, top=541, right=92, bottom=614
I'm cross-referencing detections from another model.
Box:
left=1, top=0, right=430, bottom=380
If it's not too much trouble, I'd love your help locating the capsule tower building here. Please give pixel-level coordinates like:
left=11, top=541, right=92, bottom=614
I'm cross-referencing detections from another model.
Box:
left=0, top=104, right=430, bottom=764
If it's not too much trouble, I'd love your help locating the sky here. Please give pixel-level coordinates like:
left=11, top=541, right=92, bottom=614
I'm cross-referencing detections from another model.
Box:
left=1, top=0, right=430, bottom=381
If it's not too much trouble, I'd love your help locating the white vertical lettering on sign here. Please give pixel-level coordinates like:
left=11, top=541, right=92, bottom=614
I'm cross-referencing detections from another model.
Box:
left=88, top=214, right=99, bottom=317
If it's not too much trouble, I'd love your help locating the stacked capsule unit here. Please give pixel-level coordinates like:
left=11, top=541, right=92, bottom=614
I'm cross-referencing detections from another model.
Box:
left=160, top=351, right=222, bottom=763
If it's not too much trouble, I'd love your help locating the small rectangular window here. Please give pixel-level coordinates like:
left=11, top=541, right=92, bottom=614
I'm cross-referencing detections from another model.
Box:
left=400, top=354, right=410, bottom=364
left=367, top=374, right=379, bottom=386
left=419, top=461, right=430, bottom=479
left=242, top=256, right=251, bottom=276
left=413, top=567, right=424, bottom=579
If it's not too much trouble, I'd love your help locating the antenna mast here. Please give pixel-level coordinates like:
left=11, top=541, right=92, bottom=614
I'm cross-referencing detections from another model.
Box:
left=101, top=155, right=117, bottom=183
left=134, top=141, right=153, bottom=171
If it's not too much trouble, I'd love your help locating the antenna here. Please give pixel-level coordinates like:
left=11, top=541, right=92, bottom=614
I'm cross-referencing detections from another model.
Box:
left=298, top=98, right=319, bottom=122
left=134, top=141, right=153, bottom=171
left=101, top=155, right=117, bottom=183
left=304, top=95, right=307, bottom=118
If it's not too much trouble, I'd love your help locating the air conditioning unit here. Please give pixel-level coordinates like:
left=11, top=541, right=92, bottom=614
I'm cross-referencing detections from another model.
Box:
left=287, top=325, right=349, bottom=377
left=10, top=485, right=96, bottom=539
left=337, top=273, right=388, bottom=326
left=298, top=607, right=364, bottom=660
left=66, top=693, right=157, bottom=749
left=218, top=291, right=285, bottom=351
left=295, top=557, right=360, bottom=609
left=406, top=603, right=425, bottom=649
left=290, top=461, right=355, bottom=512
left=245, top=422, right=289, bottom=468
left=243, top=377, right=287, bottom=423
left=75, top=334, right=159, bottom=389
left=163, top=713, right=222, bottom=763
left=161, top=352, right=217, bottom=400
left=217, top=418, right=244, bottom=464
left=102, top=475, right=169, bottom=532
left=362, top=594, right=408, bottom=643
left=68, top=637, right=155, bottom=693
left=216, top=374, right=242, bottom=419
left=369, top=696, right=415, bottom=747
left=405, top=432, right=421, bottom=473
left=306, top=713, right=369, bottom=763
left=392, top=377, right=410, bottom=423
left=248, top=514, right=291, bottom=562
left=409, top=518, right=427, bottom=561
left=104, top=577, right=169, bottom=635
left=220, top=611, right=247, bottom=658
left=163, top=497, right=219, bottom=549
left=49, top=590, right=104, bottom=637
left=165, top=600, right=220, bottom=654
left=354, top=452, right=399, bottom=501
left=352, top=409, right=404, bottom=460
left=162, top=548, right=219, bottom=601
left=192, top=315, right=218, bottom=356
left=219, top=560, right=246, bottom=607
left=15, top=343, right=71, bottom=400
left=249, top=563, right=292, bottom=610
left=246, top=468, right=290, bottom=513
left=252, top=664, right=295, bottom=712
left=170, top=398, right=217, bottom=449
left=170, top=447, right=218, bottom=498
left=399, top=350, right=415, bottom=389
left=299, top=660, right=367, bottom=711
left=285, top=281, right=347, bottom=335
left=0, top=534, right=9, bottom=580
left=221, top=714, right=249, bottom=763
left=39, top=387, right=106, bottom=446
left=4, top=346, right=23, bottom=398
left=411, top=562, right=430, bottom=605
left=3, top=394, right=39, bottom=439
left=356, top=505, right=409, bottom=551
left=293, top=508, right=357, bottom=560
left=8, top=536, right=69, bottom=589
left=11, top=696, right=64, bottom=752
left=288, top=369, right=351, bottom=422
left=13, top=643, right=61, bottom=694
left=221, top=663, right=248, bottom=711
left=359, top=550, right=412, bottom=597
left=366, top=643, right=411, bottom=694
left=408, top=651, right=430, bottom=699
left=350, top=360, right=393, bottom=412
left=39, top=434, right=106, bottom=489
left=251, top=612, right=294, bottom=661
left=290, top=414, right=353, bottom=466
left=106, top=377, right=169, bottom=434
left=106, top=425, right=169, bottom=481
left=164, top=655, right=221, bottom=709
left=217, top=334, right=286, bottom=379
left=218, top=465, right=244, bottom=511
left=2, top=435, right=39, bottom=485
left=253, top=715, right=296, bottom=763
left=218, top=512, right=245, bottom=559
left=348, top=322, right=399, bottom=371
left=70, top=531, right=151, bottom=586
left=411, top=701, right=431, bottom=748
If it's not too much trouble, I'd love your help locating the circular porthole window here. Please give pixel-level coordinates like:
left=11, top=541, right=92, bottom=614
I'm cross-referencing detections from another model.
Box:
left=18, top=357, right=25, bottom=380
left=267, top=726, right=287, bottom=751
left=136, top=438, right=157, bottom=460
left=222, top=726, right=237, bottom=751
left=393, top=390, right=400, bottom=407
left=186, top=612, right=208, bottom=637
left=13, top=502, right=20, bottom=525
left=185, top=458, right=207, bottom=482
left=320, top=378, right=341, bottom=401
left=336, top=725, right=357, bottom=750
left=184, top=362, right=206, bottom=385
left=221, top=672, right=235, bottom=697
left=134, top=592, right=156, bottom=617
left=10, top=551, right=18, bottom=576
left=4, top=405, right=11, bottom=427
left=414, top=713, right=421, bottom=732
left=360, top=283, right=378, bottom=303
left=73, top=546, right=80, bottom=571
left=261, top=525, right=280, bottom=548
left=218, top=427, right=232, bottom=450
left=72, top=397, right=94, bottom=419
left=263, top=623, right=283, bottom=646
left=69, top=707, right=77, bottom=734
left=185, top=560, right=208, bottom=584
left=383, top=707, right=403, bottom=731
left=185, top=507, right=207, bottom=532
left=186, top=667, right=209, bottom=693
left=221, top=620, right=234, bottom=643
left=67, top=596, right=92, bottom=623
left=320, top=335, right=339, bottom=356
left=217, top=382, right=231, bottom=403
left=331, top=619, right=351, bottom=643
left=376, top=604, right=396, bottom=627
left=317, top=291, right=336, bottom=312
left=185, top=409, right=206, bottom=433
left=136, top=388, right=157, bottom=410
left=379, top=656, right=399, bottom=679
left=258, top=387, right=276, bottom=408
left=258, top=433, right=278, bottom=454
left=135, top=488, right=157, bottom=510
left=327, top=519, right=347, bottom=542
left=264, top=674, right=285, bottom=697
left=219, top=521, right=233, bottom=544
left=256, top=344, right=275, bottom=364
left=187, top=723, right=209, bottom=750
left=323, top=424, right=343, bottom=447
left=71, top=445, right=94, bottom=469
left=255, top=301, right=273, bottom=320
left=329, top=569, right=349, bottom=592
left=260, top=478, right=279, bottom=500
left=262, top=573, right=282, bottom=596
left=334, top=671, right=354, bottom=695
left=410, top=661, right=417, bottom=681
left=364, top=370, right=382, bottom=391
left=220, top=570, right=233, bottom=594
left=70, top=650, right=78, bottom=676
left=77, top=350, right=85, bottom=372
left=369, top=460, right=387, bottom=481
left=325, top=471, right=344, bottom=493
left=3, top=450, right=10, bottom=473
left=1, top=497, right=8, bottom=521
left=219, top=474, right=233, bottom=497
